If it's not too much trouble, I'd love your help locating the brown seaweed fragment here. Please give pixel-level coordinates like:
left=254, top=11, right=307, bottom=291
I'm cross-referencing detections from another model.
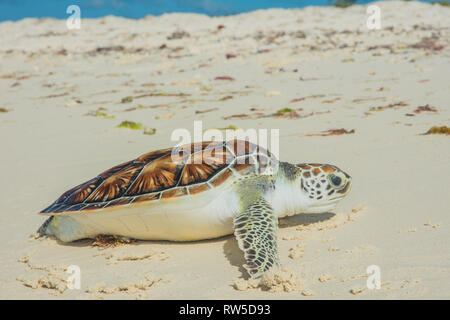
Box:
left=91, top=235, right=135, bottom=248
left=222, top=112, right=265, bottom=120
left=167, top=30, right=190, bottom=40
left=306, top=129, right=355, bottom=137
left=121, top=96, right=134, bottom=103
left=272, top=108, right=301, bottom=118
left=290, top=94, right=326, bottom=103
left=85, top=108, right=115, bottom=119
left=219, top=96, right=233, bottom=101
left=413, top=104, right=437, bottom=114
left=195, top=108, right=218, bottom=114
left=410, top=37, right=446, bottom=51
left=223, top=113, right=253, bottom=120
left=214, top=76, right=235, bottom=81
left=423, top=126, right=450, bottom=135
left=322, top=97, right=342, bottom=104
left=369, top=102, right=409, bottom=112
left=40, top=92, right=69, bottom=99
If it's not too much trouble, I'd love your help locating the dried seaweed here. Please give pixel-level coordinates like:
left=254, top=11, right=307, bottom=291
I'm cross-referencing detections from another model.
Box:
left=333, top=1, right=355, bottom=8
left=222, top=112, right=264, bottom=120
left=410, top=37, right=446, bottom=51
left=306, top=128, right=355, bottom=137
left=369, top=102, right=409, bottom=112
left=85, top=109, right=115, bottom=119
left=121, top=96, right=134, bottom=103
left=431, top=1, right=450, bottom=6
left=205, top=125, right=239, bottom=132
left=423, top=126, right=450, bottom=135
left=413, top=104, right=437, bottom=114
left=289, top=95, right=325, bottom=103
left=226, top=53, right=238, bottom=59
left=219, top=96, right=233, bottom=101
left=289, top=98, right=306, bottom=103
left=116, top=121, right=144, bottom=130
left=214, top=76, right=235, bottom=81
left=167, top=30, right=190, bottom=40
left=91, top=235, right=135, bottom=248
left=143, top=128, right=156, bottom=135
left=322, top=97, right=342, bottom=104
left=223, top=113, right=253, bottom=120
left=40, top=92, right=69, bottom=99
left=272, top=108, right=301, bottom=118
left=134, top=92, right=189, bottom=98
left=195, top=108, right=218, bottom=114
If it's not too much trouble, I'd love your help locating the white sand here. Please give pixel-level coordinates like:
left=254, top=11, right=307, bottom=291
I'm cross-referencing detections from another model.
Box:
left=0, top=1, right=449, bottom=299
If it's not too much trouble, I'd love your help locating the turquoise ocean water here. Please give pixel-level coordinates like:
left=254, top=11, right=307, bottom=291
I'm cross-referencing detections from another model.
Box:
left=0, top=0, right=437, bottom=21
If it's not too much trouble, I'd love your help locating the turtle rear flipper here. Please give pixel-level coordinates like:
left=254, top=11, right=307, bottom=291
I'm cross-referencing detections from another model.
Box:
left=233, top=198, right=279, bottom=278
left=37, top=215, right=94, bottom=242
left=37, top=216, right=54, bottom=237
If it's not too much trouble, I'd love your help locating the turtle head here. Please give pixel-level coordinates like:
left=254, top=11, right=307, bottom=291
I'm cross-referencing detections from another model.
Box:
left=295, top=163, right=352, bottom=213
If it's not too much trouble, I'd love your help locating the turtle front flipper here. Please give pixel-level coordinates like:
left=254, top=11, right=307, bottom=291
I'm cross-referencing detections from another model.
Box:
left=233, top=198, right=279, bottom=279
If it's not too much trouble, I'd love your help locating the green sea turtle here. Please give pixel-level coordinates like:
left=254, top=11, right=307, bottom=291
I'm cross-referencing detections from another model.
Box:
left=38, top=139, right=352, bottom=278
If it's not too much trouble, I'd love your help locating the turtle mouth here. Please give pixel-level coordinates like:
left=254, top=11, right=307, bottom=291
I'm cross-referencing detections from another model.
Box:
left=311, top=198, right=342, bottom=208
left=308, top=202, right=338, bottom=213
left=309, top=193, right=348, bottom=212
left=330, top=195, right=346, bottom=201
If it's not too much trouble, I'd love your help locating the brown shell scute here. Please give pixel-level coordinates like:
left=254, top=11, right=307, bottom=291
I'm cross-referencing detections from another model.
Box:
left=136, top=147, right=172, bottom=163
left=133, top=193, right=160, bottom=203
left=64, top=177, right=103, bottom=205
left=179, top=145, right=233, bottom=186
left=40, top=139, right=272, bottom=214
left=210, top=168, right=234, bottom=187
left=188, top=183, right=211, bottom=195
left=125, top=153, right=184, bottom=195
left=103, top=197, right=134, bottom=208
left=161, top=187, right=188, bottom=199
left=87, top=162, right=143, bottom=202
left=226, top=139, right=258, bottom=157
left=98, top=160, right=135, bottom=179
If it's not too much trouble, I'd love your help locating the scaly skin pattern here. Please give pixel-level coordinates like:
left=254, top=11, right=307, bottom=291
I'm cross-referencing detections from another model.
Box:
left=230, top=161, right=351, bottom=278
left=234, top=198, right=279, bottom=278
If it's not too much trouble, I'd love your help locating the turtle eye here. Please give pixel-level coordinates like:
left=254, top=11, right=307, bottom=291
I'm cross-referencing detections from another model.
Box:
left=329, top=174, right=342, bottom=187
